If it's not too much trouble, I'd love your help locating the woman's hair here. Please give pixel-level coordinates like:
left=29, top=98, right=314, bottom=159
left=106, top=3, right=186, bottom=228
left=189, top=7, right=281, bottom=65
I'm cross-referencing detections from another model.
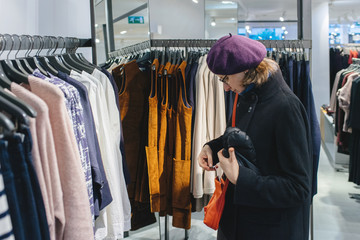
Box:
left=242, top=57, right=279, bottom=86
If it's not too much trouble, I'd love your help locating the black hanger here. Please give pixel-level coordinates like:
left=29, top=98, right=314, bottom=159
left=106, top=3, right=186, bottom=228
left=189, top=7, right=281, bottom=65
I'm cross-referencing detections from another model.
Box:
left=18, top=35, right=35, bottom=74
left=0, top=86, right=37, bottom=117
left=0, top=95, right=29, bottom=126
left=46, top=38, right=72, bottom=75
left=0, top=112, right=15, bottom=133
left=0, top=37, right=12, bottom=88
left=0, top=34, right=29, bottom=84
left=35, top=36, right=58, bottom=76
left=9, top=35, right=31, bottom=75
left=26, top=36, right=49, bottom=75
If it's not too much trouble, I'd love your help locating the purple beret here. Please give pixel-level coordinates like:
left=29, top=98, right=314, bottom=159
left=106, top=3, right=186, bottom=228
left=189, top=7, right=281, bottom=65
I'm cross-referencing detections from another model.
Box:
left=206, top=34, right=267, bottom=75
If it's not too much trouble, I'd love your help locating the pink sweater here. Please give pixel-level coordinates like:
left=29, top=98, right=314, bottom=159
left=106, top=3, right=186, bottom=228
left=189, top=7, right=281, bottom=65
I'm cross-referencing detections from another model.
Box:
left=11, top=82, right=65, bottom=240
left=26, top=76, right=94, bottom=240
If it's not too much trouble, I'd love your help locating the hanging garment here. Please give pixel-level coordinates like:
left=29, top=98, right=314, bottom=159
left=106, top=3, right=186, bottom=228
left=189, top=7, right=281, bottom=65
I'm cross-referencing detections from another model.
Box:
left=100, top=68, right=131, bottom=186
left=146, top=58, right=160, bottom=213
left=4, top=133, right=42, bottom=239
left=27, top=75, right=94, bottom=240
left=6, top=88, right=52, bottom=232
left=90, top=69, right=132, bottom=230
left=19, top=126, right=51, bottom=240
left=337, top=73, right=360, bottom=133
left=113, top=60, right=156, bottom=230
left=298, top=60, right=321, bottom=197
left=348, top=76, right=360, bottom=184
left=33, top=69, right=95, bottom=222
left=0, top=169, right=14, bottom=240
left=11, top=82, right=64, bottom=240
left=57, top=71, right=113, bottom=218
left=0, top=139, right=25, bottom=240
left=70, top=70, right=131, bottom=239
left=164, top=61, right=176, bottom=217
left=172, top=60, right=192, bottom=229
left=158, top=61, right=169, bottom=215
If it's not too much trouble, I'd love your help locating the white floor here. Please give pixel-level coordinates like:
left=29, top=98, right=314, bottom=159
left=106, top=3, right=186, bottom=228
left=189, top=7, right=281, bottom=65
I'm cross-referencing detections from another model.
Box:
left=125, top=146, right=360, bottom=239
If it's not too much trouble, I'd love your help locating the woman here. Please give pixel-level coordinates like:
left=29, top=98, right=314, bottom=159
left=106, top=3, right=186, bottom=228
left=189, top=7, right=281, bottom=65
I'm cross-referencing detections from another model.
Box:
left=198, top=34, right=312, bottom=240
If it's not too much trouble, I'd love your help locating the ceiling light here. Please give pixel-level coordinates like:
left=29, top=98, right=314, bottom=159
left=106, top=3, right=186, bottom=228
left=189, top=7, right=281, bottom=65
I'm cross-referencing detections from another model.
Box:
left=192, top=0, right=198, bottom=3
left=222, top=1, right=234, bottom=4
left=120, top=30, right=127, bottom=34
left=351, top=24, right=355, bottom=28
left=95, top=39, right=100, bottom=43
left=284, top=31, right=288, bottom=35
left=282, top=26, right=286, bottom=30
left=279, top=17, right=284, bottom=22
left=245, top=25, right=250, bottom=30
left=231, top=18, right=236, bottom=21
left=335, top=28, right=339, bottom=32
left=211, top=19, right=216, bottom=27
left=95, top=24, right=98, bottom=28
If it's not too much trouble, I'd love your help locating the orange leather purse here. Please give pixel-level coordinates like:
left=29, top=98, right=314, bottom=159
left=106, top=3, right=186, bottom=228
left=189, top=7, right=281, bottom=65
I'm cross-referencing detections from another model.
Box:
left=203, top=93, right=238, bottom=230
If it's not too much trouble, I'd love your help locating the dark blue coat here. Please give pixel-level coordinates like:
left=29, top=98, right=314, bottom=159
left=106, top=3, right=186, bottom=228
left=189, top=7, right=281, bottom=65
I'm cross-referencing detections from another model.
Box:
left=207, top=69, right=312, bottom=240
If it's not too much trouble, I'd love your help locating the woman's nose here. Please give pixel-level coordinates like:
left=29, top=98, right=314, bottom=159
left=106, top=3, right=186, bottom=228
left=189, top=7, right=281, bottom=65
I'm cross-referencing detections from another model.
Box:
left=223, top=83, right=231, bottom=92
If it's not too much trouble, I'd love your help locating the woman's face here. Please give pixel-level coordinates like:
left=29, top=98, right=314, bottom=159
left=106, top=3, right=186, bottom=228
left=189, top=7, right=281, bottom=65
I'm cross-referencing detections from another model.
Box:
left=218, top=70, right=248, bottom=94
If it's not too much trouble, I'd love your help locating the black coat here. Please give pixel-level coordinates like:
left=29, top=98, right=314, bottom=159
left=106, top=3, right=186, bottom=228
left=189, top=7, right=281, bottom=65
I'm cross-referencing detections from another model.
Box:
left=207, top=69, right=312, bottom=240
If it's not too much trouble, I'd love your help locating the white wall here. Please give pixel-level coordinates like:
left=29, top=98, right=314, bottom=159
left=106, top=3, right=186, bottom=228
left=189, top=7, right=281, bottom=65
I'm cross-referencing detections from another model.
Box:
left=311, top=1, right=330, bottom=118
left=149, top=0, right=205, bottom=39
left=0, top=0, right=92, bottom=61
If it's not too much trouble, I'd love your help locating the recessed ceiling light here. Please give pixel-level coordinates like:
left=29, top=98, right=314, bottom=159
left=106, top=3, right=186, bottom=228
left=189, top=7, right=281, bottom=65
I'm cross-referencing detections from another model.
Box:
left=279, top=17, right=284, bottom=22
left=222, top=1, right=234, bottom=4
left=192, top=0, right=198, bottom=3
left=120, top=31, right=127, bottom=34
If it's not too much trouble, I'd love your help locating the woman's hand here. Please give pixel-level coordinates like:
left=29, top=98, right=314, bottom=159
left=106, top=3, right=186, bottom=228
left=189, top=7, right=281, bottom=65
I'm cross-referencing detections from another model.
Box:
left=198, top=145, right=216, bottom=171
left=218, top=147, right=239, bottom=184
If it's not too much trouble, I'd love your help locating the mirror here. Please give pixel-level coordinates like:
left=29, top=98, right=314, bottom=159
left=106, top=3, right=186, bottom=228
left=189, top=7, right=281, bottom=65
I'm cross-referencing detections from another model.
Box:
left=329, top=1, right=360, bottom=45
left=94, top=0, right=150, bottom=64
left=205, top=0, right=298, bottom=40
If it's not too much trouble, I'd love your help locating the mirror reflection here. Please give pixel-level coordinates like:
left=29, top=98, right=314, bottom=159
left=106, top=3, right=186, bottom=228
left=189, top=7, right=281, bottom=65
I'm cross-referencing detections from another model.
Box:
left=94, top=0, right=149, bottom=64
left=205, top=0, right=298, bottom=40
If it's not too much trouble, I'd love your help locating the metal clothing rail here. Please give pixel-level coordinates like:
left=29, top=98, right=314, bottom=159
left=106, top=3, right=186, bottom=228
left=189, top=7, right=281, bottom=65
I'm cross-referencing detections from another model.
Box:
left=108, top=39, right=312, bottom=58
left=330, top=43, right=360, bottom=48
left=0, top=34, right=92, bottom=53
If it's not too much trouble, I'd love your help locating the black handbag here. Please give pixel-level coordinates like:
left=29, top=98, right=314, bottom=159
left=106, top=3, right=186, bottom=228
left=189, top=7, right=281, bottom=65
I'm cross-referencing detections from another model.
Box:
left=222, top=127, right=261, bottom=175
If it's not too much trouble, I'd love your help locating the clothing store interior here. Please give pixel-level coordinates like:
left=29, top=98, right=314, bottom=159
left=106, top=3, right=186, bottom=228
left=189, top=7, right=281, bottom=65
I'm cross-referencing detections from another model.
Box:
left=0, top=0, right=360, bottom=239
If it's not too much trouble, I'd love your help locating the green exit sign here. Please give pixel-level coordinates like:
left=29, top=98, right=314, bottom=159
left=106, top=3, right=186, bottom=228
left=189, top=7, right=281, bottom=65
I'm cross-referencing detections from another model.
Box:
left=128, top=16, right=144, bottom=24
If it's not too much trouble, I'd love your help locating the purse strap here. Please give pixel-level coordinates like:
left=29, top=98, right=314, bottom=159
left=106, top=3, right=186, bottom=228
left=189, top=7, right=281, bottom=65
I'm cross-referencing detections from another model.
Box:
left=232, top=93, right=239, bottom=128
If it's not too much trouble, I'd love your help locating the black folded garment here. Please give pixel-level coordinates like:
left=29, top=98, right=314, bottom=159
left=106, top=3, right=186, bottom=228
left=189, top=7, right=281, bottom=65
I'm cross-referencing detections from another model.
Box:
left=222, top=127, right=261, bottom=175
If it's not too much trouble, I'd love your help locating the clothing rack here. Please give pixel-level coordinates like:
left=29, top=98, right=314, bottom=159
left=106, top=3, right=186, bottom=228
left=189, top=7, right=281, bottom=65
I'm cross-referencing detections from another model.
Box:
left=108, top=37, right=313, bottom=240
left=0, top=34, right=92, bottom=54
left=108, top=39, right=312, bottom=58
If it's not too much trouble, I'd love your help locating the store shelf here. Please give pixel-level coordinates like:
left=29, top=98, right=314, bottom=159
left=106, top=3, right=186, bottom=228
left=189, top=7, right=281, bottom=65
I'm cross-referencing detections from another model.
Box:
left=320, top=108, right=349, bottom=171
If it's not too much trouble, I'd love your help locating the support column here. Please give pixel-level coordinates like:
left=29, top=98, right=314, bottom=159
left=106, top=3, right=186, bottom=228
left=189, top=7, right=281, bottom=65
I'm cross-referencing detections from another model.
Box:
left=105, top=0, right=115, bottom=51
left=311, top=1, right=330, bottom=117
